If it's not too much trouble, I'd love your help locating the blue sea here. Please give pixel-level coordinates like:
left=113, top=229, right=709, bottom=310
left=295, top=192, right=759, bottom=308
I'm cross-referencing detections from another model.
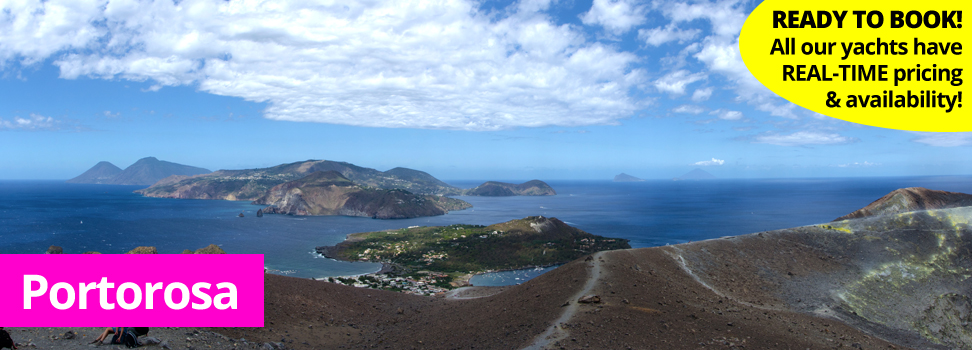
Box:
left=4, top=177, right=972, bottom=281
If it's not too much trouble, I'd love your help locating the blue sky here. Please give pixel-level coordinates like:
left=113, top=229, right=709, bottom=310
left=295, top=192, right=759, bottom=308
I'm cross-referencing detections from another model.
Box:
left=1, top=0, right=969, bottom=181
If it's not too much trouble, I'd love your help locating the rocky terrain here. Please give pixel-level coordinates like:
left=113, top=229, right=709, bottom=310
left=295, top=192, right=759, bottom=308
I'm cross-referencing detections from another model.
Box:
left=68, top=157, right=210, bottom=186
left=613, top=173, right=645, bottom=182
left=835, top=186, right=972, bottom=220
left=464, top=180, right=556, bottom=196
left=2, top=327, right=281, bottom=350
left=253, top=171, right=471, bottom=219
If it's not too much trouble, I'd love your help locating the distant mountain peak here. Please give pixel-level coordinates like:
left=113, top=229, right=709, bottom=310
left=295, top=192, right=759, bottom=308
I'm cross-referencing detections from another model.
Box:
left=674, top=168, right=715, bottom=181
left=66, top=161, right=123, bottom=184
left=67, top=158, right=210, bottom=186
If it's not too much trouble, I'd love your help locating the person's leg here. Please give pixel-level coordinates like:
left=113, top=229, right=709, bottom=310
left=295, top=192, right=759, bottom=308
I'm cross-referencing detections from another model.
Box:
left=90, top=327, right=115, bottom=343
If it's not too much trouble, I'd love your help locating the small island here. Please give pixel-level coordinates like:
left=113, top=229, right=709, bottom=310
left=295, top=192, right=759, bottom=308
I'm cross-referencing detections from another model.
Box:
left=316, top=216, right=629, bottom=293
left=463, top=180, right=556, bottom=196
left=613, top=173, right=645, bottom=182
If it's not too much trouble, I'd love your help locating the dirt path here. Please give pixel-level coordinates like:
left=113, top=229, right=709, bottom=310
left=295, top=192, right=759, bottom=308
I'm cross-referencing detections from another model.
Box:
left=522, top=252, right=606, bottom=350
left=443, top=286, right=509, bottom=300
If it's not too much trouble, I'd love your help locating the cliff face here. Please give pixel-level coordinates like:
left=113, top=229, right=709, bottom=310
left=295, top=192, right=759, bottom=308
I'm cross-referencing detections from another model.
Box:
left=68, top=157, right=210, bottom=186
left=66, top=161, right=123, bottom=184
left=835, top=187, right=972, bottom=221
left=255, top=171, right=471, bottom=219
left=464, top=180, right=556, bottom=196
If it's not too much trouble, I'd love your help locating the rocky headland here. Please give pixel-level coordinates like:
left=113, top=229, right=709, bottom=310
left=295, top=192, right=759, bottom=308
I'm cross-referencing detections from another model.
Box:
left=253, top=171, right=471, bottom=219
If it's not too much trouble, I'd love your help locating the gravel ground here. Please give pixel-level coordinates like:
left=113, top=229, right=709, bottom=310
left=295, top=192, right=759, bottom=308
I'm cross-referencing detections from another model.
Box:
left=3, top=327, right=287, bottom=350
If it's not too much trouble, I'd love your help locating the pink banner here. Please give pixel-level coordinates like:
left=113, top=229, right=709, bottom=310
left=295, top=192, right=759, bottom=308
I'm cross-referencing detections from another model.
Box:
left=0, top=254, right=264, bottom=327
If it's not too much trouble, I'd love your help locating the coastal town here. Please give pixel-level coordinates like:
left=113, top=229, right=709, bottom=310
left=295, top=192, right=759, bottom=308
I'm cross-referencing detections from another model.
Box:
left=325, top=271, right=455, bottom=296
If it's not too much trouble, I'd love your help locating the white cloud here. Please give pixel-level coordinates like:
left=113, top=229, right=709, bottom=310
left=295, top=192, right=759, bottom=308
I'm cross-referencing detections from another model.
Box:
left=638, top=24, right=700, bottom=46
left=646, top=0, right=804, bottom=120
left=581, top=0, right=648, bottom=35
left=0, top=0, right=107, bottom=67
left=0, top=114, right=61, bottom=131
left=691, top=87, right=712, bottom=102
left=1, top=0, right=647, bottom=131
left=753, top=131, right=857, bottom=146
left=709, top=109, right=742, bottom=120
left=672, top=104, right=706, bottom=114
left=654, top=69, right=706, bottom=95
left=836, top=161, right=879, bottom=168
left=911, top=132, right=972, bottom=147
left=694, top=157, right=724, bottom=166
left=663, top=0, right=747, bottom=38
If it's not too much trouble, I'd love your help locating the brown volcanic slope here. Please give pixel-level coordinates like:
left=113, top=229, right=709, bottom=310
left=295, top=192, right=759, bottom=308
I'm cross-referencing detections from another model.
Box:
left=253, top=170, right=471, bottom=219
left=216, top=203, right=972, bottom=349
left=835, top=187, right=972, bottom=221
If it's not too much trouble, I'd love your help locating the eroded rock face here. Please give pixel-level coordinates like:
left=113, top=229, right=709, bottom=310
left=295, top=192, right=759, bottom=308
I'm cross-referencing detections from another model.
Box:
left=194, top=244, right=226, bottom=254
left=916, top=293, right=972, bottom=348
left=835, top=187, right=972, bottom=221
left=45, top=246, right=63, bottom=254
left=126, top=246, right=158, bottom=254
left=255, top=171, right=471, bottom=219
left=673, top=206, right=972, bottom=349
